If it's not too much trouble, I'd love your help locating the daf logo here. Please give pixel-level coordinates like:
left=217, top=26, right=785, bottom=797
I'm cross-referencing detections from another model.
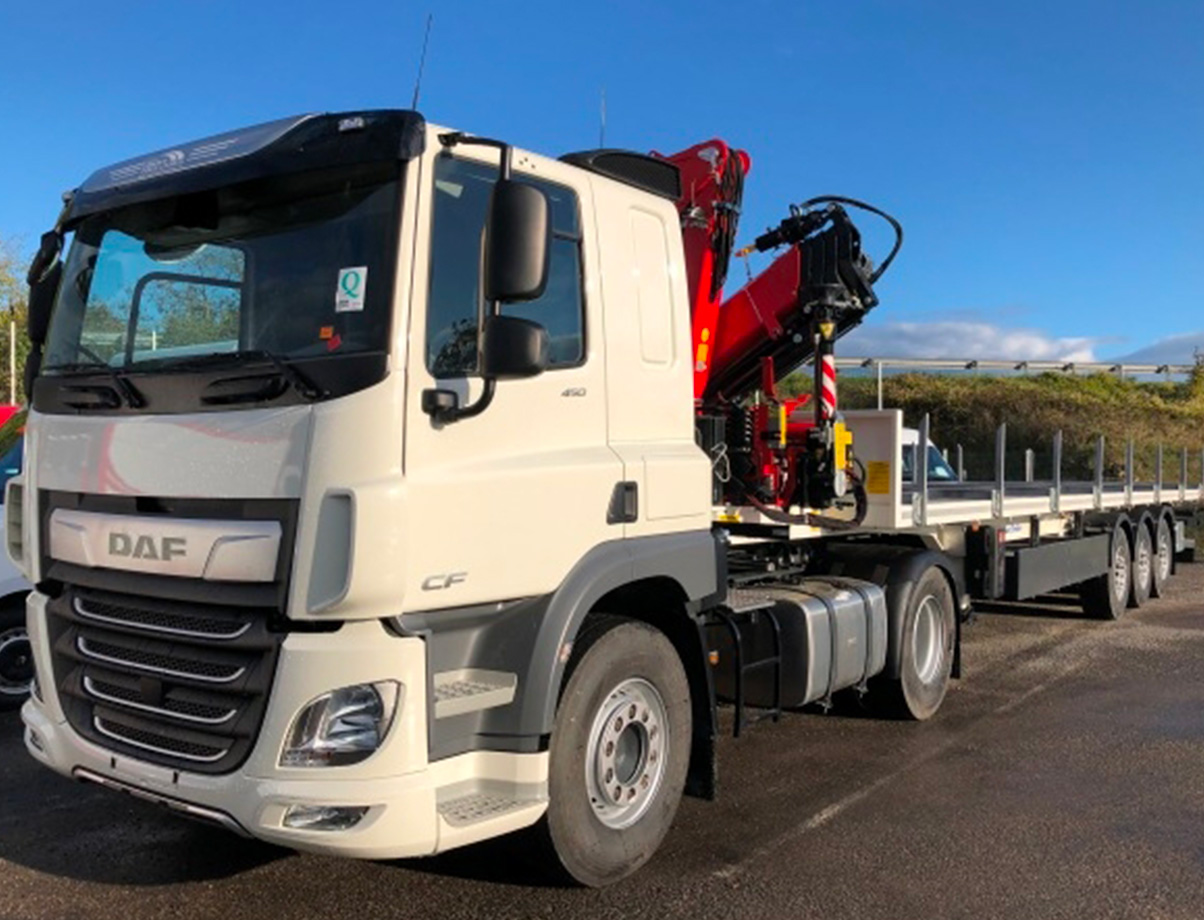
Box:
left=108, top=532, right=187, bottom=562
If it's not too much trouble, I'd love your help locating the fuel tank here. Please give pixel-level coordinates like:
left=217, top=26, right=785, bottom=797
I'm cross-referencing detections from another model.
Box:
left=708, top=576, right=887, bottom=709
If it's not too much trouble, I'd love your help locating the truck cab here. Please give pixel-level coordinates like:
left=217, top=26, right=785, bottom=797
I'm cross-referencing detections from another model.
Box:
left=14, top=110, right=718, bottom=881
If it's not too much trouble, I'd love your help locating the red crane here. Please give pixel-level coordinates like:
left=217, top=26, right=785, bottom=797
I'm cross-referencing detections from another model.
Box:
left=654, top=142, right=903, bottom=524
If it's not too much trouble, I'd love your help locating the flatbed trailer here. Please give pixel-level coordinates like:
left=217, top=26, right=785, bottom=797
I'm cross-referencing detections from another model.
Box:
left=704, top=405, right=1200, bottom=726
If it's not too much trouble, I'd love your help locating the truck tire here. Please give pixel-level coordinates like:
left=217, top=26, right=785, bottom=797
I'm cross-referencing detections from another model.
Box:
left=870, top=566, right=955, bottom=721
left=1149, top=514, right=1173, bottom=598
left=1079, top=525, right=1131, bottom=620
left=1128, top=521, right=1153, bottom=609
left=539, top=615, right=691, bottom=887
left=0, top=603, right=32, bottom=711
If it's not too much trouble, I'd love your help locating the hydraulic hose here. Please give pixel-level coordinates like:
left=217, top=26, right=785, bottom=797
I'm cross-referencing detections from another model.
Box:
left=742, top=475, right=868, bottom=531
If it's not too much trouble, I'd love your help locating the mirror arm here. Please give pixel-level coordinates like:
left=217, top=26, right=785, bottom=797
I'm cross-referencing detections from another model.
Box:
left=436, top=379, right=495, bottom=424
left=430, top=132, right=516, bottom=425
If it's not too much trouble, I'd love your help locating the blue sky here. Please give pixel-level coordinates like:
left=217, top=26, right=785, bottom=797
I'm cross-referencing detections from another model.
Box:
left=1, top=0, right=1200, bottom=362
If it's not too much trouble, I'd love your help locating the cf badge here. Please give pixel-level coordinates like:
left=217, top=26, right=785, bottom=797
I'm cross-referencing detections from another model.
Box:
left=421, top=572, right=468, bottom=591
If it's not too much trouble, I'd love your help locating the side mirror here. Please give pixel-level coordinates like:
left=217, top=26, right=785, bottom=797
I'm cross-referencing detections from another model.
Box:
left=483, top=179, right=550, bottom=303
left=480, top=314, right=548, bottom=379
left=28, top=260, right=62, bottom=346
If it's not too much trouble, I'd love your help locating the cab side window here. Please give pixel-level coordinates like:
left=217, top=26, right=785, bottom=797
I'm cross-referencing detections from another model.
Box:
left=426, top=156, right=584, bottom=377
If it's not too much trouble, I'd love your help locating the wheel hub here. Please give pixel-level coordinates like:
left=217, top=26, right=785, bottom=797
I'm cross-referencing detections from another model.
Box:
left=1158, top=529, right=1172, bottom=582
left=0, top=627, right=33, bottom=696
left=1112, top=541, right=1130, bottom=604
left=586, top=678, right=668, bottom=830
left=912, top=595, right=945, bottom=685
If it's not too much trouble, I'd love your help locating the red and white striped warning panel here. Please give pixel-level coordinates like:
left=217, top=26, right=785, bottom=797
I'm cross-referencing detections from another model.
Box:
left=820, top=354, right=838, bottom=418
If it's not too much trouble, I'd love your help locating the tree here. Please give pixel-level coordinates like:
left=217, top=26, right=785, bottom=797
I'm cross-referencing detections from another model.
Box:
left=0, top=238, right=31, bottom=405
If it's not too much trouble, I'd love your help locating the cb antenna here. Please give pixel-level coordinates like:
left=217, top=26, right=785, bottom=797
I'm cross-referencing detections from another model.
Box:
left=411, top=13, right=434, bottom=110
left=599, top=87, right=607, bottom=147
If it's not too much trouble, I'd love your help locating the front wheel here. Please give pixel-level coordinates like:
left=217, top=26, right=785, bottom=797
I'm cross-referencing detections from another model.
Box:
left=0, top=603, right=33, bottom=711
left=539, top=616, right=691, bottom=887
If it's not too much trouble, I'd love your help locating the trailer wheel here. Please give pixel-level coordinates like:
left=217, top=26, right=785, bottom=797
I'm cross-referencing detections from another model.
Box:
left=0, top=602, right=33, bottom=711
left=539, top=616, right=691, bottom=887
left=1128, top=522, right=1153, bottom=609
left=871, top=566, right=955, bottom=721
left=1079, top=526, right=1131, bottom=620
left=1149, top=515, right=1173, bottom=598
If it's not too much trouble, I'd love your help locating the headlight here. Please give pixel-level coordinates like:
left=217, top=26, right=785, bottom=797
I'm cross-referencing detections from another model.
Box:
left=280, top=681, right=400, bottom=767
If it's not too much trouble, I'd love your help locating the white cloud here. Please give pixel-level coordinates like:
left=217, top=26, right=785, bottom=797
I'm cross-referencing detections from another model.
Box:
left=840, top=320, right=1099, bottom=362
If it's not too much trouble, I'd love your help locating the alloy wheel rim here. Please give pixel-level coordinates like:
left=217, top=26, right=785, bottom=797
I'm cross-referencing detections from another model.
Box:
left=912, top=595, right=945, bottom=685
left=585, top=678, right=669, bottom=830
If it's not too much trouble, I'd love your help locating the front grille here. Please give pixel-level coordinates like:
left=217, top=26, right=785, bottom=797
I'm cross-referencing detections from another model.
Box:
left=47, top=588, right=281, bottom=774
left=74, top=596, right=252, bottom=639
left=77, top=637, right=246, bottom=683
left=83, top=676, right=237, bottom=725
left=94, top=714, right=230, bottom=763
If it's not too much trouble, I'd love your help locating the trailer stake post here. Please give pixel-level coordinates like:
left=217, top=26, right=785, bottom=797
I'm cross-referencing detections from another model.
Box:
left=1051, top=430, right=1062, bottom=513
left=993, top=423, right=1006, bottom=518
left=1125, top=438, right=1134, bottom=507
left=1094, top=435, right=1105, bottom=510
left=913, top=413, right=930, bottom=526
left=956, top=443, right=964, bottom=482
left=1024, top=449, right=1034, bottom=484
left=1181, top=447, right=1188, bottom=502
left=1155, top=443, right=1163, bottom=504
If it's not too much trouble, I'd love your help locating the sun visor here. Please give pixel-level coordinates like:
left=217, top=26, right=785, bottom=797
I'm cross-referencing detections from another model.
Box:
left=66, top=109, right=426, bottom=225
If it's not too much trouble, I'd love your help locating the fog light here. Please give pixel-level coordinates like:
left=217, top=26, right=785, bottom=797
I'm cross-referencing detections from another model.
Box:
left=280, top=681, right=400, bottom=767
left=283, top=804, right=369, bottom=831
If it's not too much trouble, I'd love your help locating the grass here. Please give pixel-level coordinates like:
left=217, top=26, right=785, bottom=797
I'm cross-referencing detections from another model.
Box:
left=780, top=367, right=1204, bottom=483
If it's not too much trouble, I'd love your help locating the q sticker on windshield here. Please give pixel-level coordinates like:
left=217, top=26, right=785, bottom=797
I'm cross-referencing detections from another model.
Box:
left=336, top=266, right=368, bottom=312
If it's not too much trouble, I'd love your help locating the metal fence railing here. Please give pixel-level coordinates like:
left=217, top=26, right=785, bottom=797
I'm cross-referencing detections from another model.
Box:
left=832, top=357, right=1200, bottom=410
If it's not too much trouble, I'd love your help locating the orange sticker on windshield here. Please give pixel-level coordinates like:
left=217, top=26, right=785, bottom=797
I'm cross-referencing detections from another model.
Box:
left=319, top=326, right=334, bottom=340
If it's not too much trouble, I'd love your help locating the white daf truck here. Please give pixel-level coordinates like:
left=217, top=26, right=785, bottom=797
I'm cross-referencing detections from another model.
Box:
left=13, top=109, right=1201, bottom=887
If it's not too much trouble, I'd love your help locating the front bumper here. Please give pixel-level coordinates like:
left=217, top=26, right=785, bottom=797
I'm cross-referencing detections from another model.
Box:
left=22, top=593, right=547, bottom=858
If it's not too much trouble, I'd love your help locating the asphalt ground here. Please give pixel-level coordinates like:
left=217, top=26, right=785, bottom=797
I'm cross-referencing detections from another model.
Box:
left=3, top=565, right=1203, bottom=920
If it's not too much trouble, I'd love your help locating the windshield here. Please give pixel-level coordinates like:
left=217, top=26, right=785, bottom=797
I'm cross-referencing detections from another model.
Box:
left=902, top=443, right=960, bottom=482
left=44, top=162, right=401, bottom=373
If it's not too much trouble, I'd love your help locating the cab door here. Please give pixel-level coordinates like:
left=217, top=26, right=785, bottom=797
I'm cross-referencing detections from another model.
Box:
left=400, top=143, right=619, bottom=611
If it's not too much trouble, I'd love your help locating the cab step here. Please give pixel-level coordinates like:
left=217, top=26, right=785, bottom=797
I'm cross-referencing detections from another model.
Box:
left=432, top=669, right=517, bottom=719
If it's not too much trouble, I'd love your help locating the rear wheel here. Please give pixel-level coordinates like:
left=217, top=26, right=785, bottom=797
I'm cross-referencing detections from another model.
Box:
left=539, top=616, right=691, bottom=887
left=1079, top=526, right=1131, bottom=620
left=870, top=566, right=956, bottom=721
left=1149, top=515, right=1173, bottom=598
left=1128, top=522, right=1153, bottom=609
left=0, top=603, right=32, bottom=711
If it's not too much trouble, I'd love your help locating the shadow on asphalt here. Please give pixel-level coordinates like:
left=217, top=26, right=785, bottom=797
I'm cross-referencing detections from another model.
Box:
left=972, top=597, right=1093, bottom=620
left=1, top=707, right=569, bottom=889
left=0, top=711, right=292, bottom=886
left=378, top=832, right=573, bottom=889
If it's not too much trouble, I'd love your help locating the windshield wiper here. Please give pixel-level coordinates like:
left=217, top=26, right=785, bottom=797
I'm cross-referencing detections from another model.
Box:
left=242, top=350, right=328, bottom=401
left=137, top=350, right=328, bottom=401
left=42, top=362, right=147, bottom=408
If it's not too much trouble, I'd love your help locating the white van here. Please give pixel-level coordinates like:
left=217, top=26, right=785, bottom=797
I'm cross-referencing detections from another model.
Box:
left=901, top=426, right=960, bottom=483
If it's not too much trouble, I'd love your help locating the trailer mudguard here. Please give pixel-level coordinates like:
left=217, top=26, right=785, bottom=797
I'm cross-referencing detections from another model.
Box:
left=821, top=543, right=964, bottom=681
